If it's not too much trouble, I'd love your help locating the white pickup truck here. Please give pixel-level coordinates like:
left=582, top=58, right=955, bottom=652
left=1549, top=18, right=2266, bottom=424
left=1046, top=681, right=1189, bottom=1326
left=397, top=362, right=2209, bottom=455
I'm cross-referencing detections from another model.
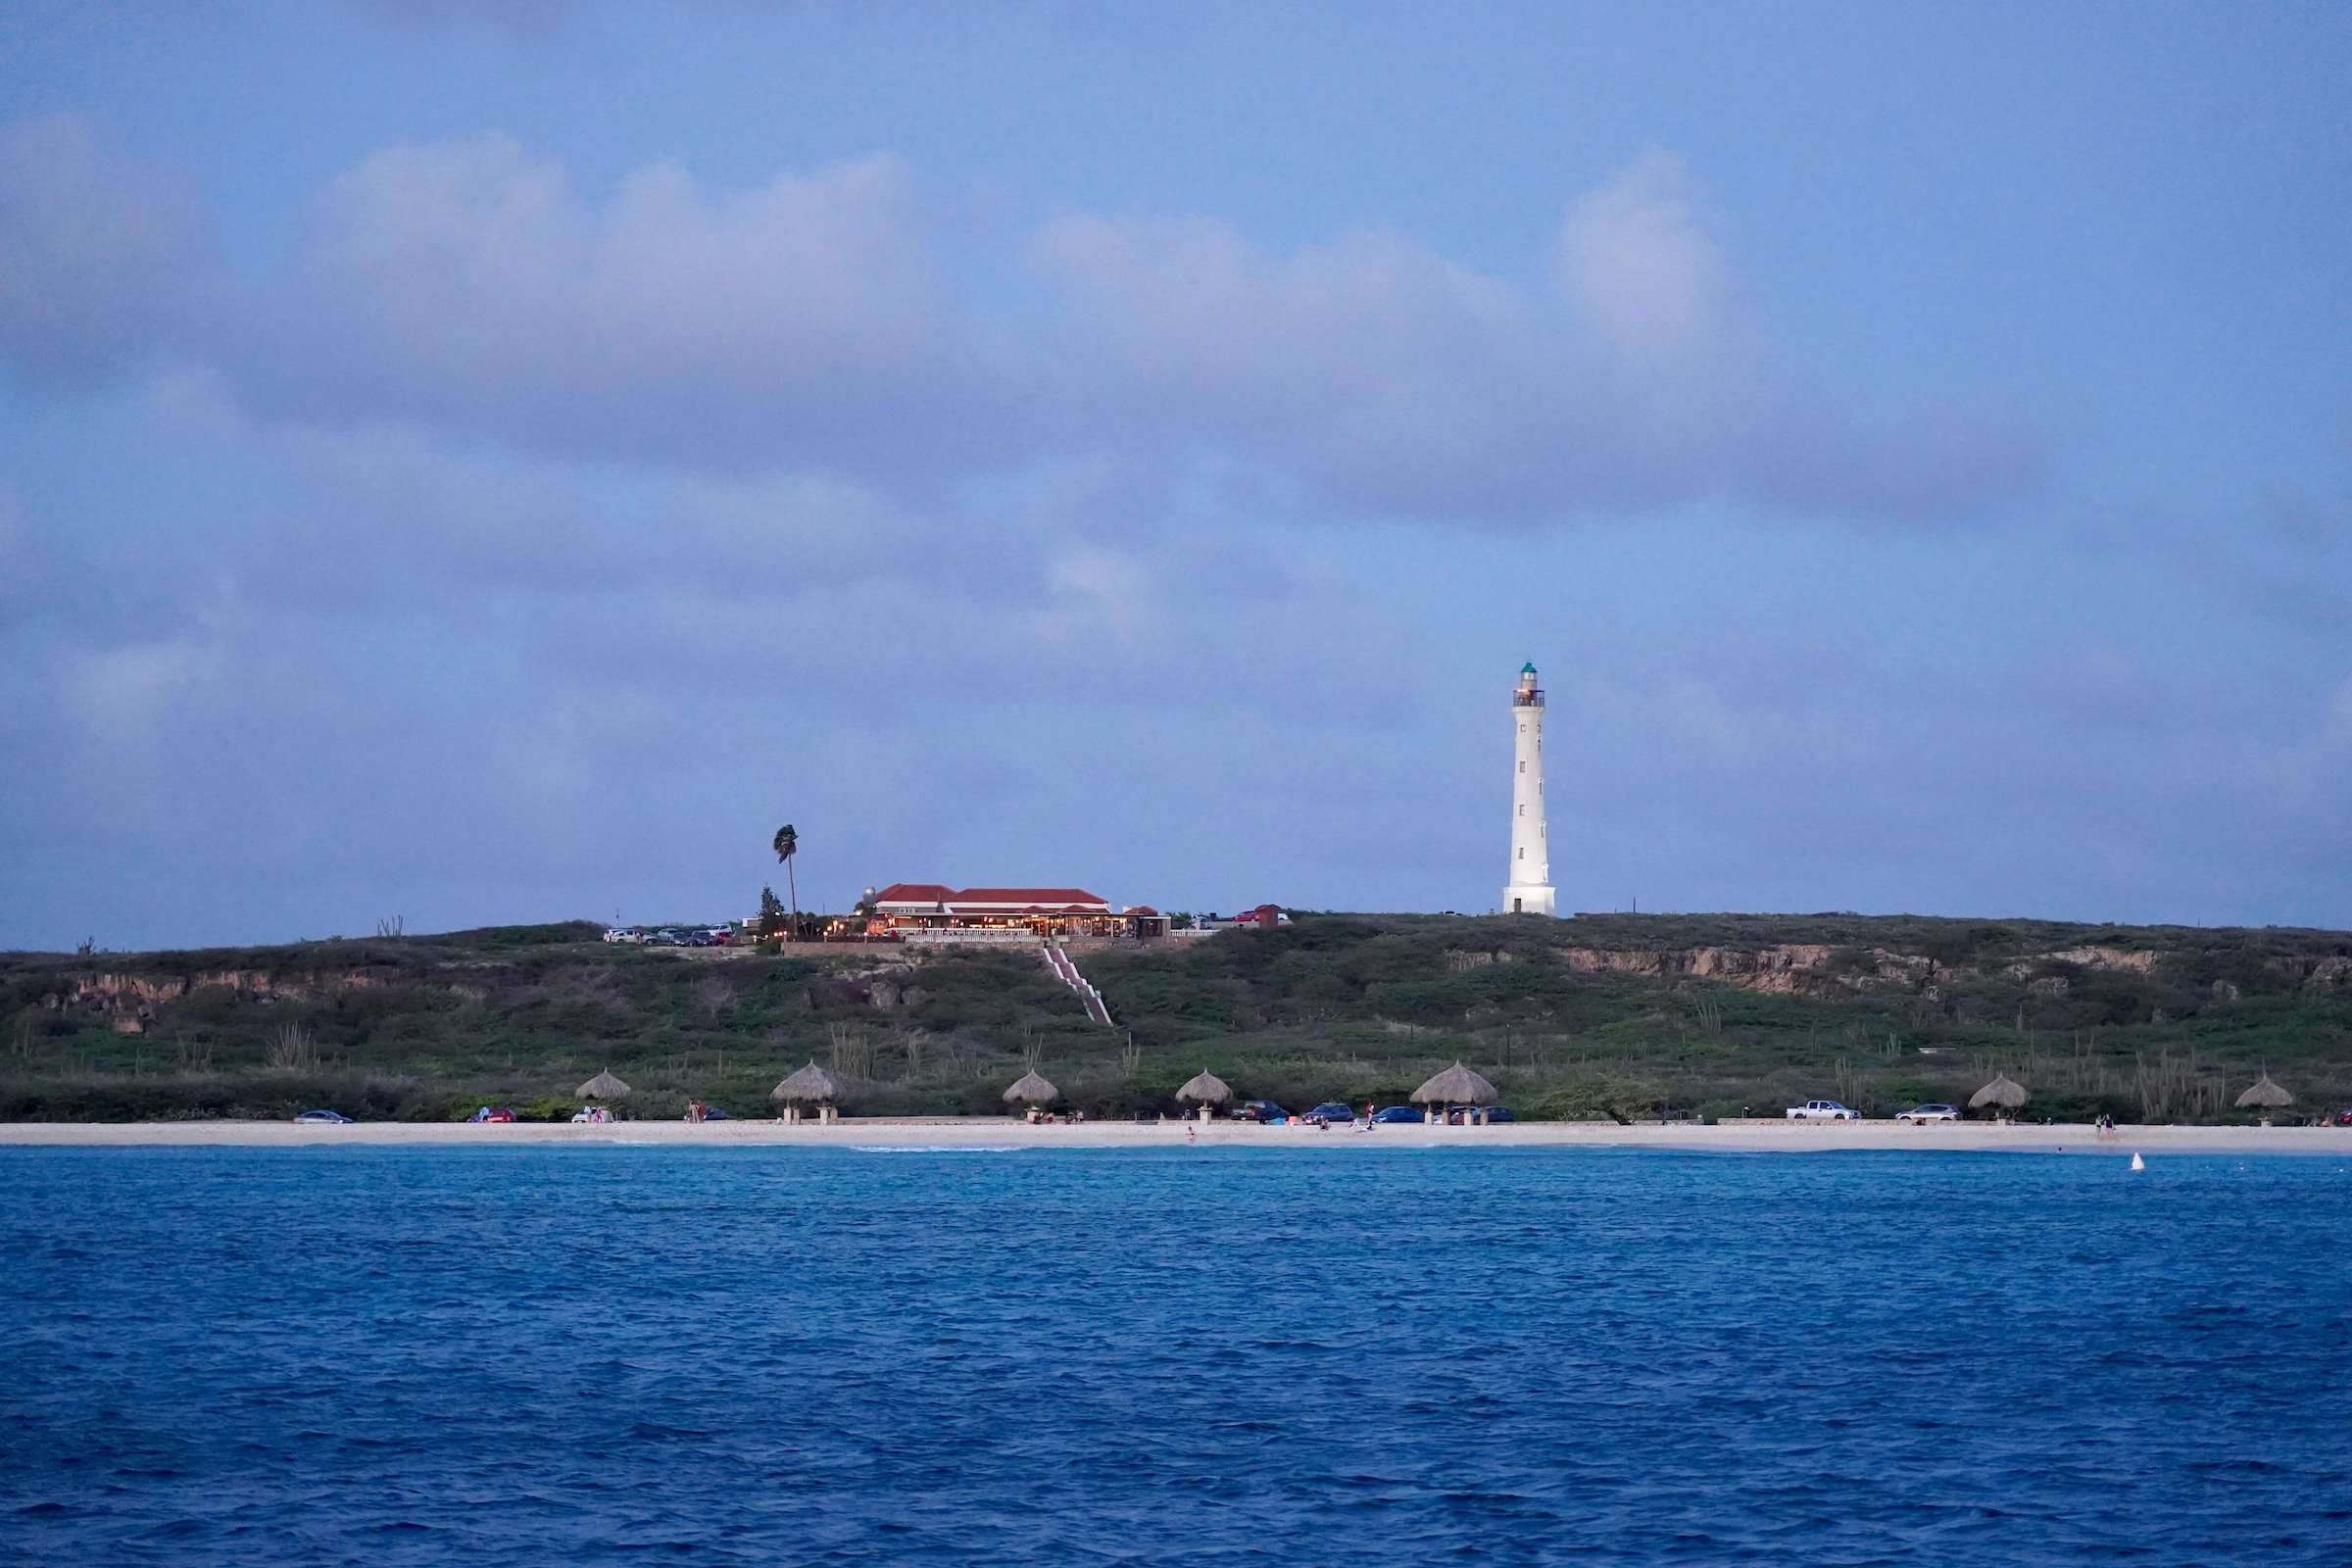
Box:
left=1786, top=1099, right=1858, bottom=1121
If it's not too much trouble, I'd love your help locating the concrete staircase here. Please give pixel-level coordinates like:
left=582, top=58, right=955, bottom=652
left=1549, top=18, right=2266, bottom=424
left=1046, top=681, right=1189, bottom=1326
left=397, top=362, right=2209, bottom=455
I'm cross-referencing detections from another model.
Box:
left=1043, top=944, right=1113, bottom=1026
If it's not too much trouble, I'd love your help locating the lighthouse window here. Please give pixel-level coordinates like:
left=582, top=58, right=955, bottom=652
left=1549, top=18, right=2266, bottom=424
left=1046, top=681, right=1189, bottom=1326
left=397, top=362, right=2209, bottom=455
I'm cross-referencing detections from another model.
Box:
left=1517, top=804, right=1524, bottom=816
left=1517, top=848, right=1524, bottom=860
left=1517, top=722, right=1525, bottom=734
left=1517, top=760, right=1525, bottom=774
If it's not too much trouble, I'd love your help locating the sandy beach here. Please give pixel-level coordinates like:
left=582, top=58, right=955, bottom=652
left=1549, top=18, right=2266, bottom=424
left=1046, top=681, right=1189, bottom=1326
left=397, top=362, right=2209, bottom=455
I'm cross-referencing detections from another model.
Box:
left=2, top=1118, right=2344, bottom=1154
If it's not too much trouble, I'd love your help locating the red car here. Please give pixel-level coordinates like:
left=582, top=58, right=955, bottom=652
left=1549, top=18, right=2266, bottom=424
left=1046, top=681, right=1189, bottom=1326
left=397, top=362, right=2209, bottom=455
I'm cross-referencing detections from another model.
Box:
left=466, top=1105, right=517, bottom=1123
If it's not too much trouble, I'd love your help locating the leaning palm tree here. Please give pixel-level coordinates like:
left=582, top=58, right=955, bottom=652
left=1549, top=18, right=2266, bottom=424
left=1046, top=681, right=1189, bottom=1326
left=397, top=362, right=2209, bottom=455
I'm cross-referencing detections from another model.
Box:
left=771, top=823, right=800, bottom=940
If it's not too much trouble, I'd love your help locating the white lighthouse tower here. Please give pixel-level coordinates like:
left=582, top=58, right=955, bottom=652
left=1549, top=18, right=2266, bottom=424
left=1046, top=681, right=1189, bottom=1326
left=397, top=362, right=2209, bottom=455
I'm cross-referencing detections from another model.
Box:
left=1503, top=662, right=1556, bottom=916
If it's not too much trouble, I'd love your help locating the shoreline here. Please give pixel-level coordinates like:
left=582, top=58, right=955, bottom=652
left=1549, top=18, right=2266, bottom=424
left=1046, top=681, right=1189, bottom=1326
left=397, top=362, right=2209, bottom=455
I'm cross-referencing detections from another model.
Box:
left=0, top=1119, right=2345, bottom=1154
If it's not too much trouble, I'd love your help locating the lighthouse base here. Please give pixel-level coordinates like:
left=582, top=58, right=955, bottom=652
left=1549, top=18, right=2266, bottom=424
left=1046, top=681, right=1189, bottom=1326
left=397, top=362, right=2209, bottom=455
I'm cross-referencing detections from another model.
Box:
left=1501, top=883, right=1557, bottom=917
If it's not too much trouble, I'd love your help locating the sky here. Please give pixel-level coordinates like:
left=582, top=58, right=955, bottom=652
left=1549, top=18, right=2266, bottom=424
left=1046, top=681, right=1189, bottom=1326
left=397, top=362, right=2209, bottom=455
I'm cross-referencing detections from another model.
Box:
left=1, top=1, right=2347, bottom=950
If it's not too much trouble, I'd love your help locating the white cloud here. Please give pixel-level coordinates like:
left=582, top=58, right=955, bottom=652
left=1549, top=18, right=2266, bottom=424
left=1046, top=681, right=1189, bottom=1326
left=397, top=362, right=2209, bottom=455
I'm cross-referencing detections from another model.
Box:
left=232, top=135, right=1017, bottom=472
left=0, top=120, right=2041, bottom=528
left=1036, top=545, right=1157, bottom=649
left=58, top=636, right=224, bottom=746
left=1554, top=149, right=1728, bottom=356
left=1028, top=154, right=2041, bottom=525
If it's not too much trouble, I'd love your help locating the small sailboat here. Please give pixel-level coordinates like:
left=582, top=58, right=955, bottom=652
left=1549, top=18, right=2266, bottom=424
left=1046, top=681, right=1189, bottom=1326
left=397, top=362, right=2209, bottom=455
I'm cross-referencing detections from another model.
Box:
left=2130, top=1152, right=2145, bottom=1172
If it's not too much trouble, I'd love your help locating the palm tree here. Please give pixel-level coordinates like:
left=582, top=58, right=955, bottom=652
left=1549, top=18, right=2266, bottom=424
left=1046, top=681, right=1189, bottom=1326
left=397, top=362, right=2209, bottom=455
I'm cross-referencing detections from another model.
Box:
left=771, top=823, right=800, bottom=940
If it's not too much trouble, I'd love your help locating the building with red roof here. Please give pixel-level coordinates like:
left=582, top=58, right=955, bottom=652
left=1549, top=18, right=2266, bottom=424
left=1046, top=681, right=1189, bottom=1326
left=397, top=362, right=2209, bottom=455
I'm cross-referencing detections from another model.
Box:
left=867, top=883, right=1166, bottom=938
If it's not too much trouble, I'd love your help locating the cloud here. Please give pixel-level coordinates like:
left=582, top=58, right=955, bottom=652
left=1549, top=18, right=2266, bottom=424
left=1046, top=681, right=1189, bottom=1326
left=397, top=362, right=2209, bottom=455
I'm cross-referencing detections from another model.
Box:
left=0, top=120, right=2039, bottom=527
left=57, top=634, right=225, bottom=746
left=0, top=115, right=216, bottom=391
left=1555, top=150, right=1729, bottom=356
left=1030, top=152, right=2043, bottom=526
left=231, top=135, right=1017, bottom=473
left=238, top=421, right=1014, bottom=612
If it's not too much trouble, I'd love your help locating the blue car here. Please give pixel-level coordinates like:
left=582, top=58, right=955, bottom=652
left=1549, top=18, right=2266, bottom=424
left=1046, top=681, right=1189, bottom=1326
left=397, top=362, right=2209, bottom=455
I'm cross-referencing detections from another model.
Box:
left=1232, top=1100, right=1291, bottom=1123
left=293, top=1108, right=352, bottom=1124
left=1301, top=1102, right=1358, bottom=1126
left=1370, top=1105, right=1424, bottom=1124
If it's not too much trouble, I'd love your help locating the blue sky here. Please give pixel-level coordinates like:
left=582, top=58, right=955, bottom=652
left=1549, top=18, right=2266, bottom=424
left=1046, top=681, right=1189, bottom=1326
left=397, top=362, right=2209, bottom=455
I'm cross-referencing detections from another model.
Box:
left=2, top=1, right=2346, bottom=949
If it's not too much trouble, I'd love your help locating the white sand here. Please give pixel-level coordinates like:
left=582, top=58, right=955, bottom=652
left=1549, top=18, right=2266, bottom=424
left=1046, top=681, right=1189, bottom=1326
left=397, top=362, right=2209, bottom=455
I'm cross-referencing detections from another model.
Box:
left=1, top=1118, right=2344, bottom=1154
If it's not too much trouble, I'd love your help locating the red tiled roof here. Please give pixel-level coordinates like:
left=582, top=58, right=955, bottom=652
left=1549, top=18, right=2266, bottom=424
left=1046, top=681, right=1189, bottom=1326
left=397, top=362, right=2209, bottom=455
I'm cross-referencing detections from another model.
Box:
left=1124, top=906, right=1159, bottom=915
left=873, top=883, right=954, bottom=903
left=950, top=888, right=1107, bottom=906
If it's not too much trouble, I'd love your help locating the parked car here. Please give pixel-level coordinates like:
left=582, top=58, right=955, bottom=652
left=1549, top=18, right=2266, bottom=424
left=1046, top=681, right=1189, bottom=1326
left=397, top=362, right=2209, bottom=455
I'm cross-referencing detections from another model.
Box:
left=2333, top=1108, right=2352, bottom=1127
left=466, top=1105, right=517, bottom=1123
left=705, top=928, right=735, bottom=946
left=602, top=927, right=645, bottom=945
left=1786, top=1100, right=1858, bottom=1121
left=1301, top=1102, right=1358, bottom=1126
left=1370, top=1105, right=1425, bottom=1124
left=293, top=1108, right=351, bottom=1124
left=1443, top=1104, right=1514, bottom=1124
left=1231, top=1100, right=1291, bottom=1123
left=1895, top=1103, right=1959, bottom=1123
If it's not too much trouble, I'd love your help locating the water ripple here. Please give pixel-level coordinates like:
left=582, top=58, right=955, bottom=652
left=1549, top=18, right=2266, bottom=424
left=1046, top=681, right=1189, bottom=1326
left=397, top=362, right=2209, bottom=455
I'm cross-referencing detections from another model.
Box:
left=0, top=1146, right=2345, bottom=1565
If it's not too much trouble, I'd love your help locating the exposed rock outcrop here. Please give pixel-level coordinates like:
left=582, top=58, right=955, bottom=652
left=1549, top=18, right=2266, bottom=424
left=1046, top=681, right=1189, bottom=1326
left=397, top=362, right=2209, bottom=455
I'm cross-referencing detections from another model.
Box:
left=41, top=968, right=383, bottom=1027
left=1559, top=944, right=1880, bottom=996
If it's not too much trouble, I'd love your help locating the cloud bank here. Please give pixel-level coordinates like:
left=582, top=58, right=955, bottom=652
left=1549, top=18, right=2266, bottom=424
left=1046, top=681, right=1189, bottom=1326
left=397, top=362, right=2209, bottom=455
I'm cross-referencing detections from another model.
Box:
left=0, top=118, right=2040, bottom=527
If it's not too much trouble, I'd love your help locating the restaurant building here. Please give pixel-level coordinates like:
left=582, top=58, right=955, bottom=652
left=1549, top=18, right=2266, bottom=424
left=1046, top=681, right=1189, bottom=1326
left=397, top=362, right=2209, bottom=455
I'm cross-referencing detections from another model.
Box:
left=866, top=884, right=1167, bottom=939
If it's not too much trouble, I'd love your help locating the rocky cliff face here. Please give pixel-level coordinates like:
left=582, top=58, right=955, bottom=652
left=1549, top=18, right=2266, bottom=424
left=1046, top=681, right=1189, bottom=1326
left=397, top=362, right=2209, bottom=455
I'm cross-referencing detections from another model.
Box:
left=1559, top=944, right=1874, bottom=995
left=1553, top=941, right=2350, bottom=999
left=41, top=968, right=385, bottom=1033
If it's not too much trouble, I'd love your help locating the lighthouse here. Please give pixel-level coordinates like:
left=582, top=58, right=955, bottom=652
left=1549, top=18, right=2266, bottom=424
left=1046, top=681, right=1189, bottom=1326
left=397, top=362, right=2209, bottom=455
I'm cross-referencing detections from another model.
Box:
left=1503, top=662, right=1556, bottom=916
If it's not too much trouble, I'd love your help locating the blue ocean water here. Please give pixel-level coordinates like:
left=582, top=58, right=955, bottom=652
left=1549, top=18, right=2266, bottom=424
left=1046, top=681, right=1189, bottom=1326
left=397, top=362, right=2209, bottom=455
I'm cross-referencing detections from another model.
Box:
left=2, top=1146, right=2348, bottom=1565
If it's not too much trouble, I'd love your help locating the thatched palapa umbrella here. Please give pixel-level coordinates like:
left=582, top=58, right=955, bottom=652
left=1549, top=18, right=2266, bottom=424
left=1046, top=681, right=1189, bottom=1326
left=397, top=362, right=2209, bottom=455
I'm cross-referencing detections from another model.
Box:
left=772, top=1060, right=846, bottom=1124
left=1004, top=1069, right=1059, bottom=1112
left=577, top=1069, right=631, bottom=1101
left=1969, top=1074, right=2028, bottom=1114
left=1413, top=1061, right=1498, bottom=1124
left=1176, top=1069, right=1231, bottom=1122
left=2234, top=1073, right=2292, bottom=1110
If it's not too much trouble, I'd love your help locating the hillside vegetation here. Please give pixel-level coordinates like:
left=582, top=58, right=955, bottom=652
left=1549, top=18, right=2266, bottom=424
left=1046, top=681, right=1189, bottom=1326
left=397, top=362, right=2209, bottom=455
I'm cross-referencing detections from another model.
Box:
left=3, top=912, right=2348, bottom=1123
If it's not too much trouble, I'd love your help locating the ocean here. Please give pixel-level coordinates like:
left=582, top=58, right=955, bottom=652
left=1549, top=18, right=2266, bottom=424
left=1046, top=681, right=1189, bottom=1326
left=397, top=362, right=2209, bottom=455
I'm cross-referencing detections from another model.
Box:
left=2, top=1145, right=2347, bottom=1565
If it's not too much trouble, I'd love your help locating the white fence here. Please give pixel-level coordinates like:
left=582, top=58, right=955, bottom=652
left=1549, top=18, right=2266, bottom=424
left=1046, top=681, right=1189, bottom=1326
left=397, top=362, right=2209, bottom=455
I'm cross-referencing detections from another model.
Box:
left=899, top=929, right=1045, bottom=948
